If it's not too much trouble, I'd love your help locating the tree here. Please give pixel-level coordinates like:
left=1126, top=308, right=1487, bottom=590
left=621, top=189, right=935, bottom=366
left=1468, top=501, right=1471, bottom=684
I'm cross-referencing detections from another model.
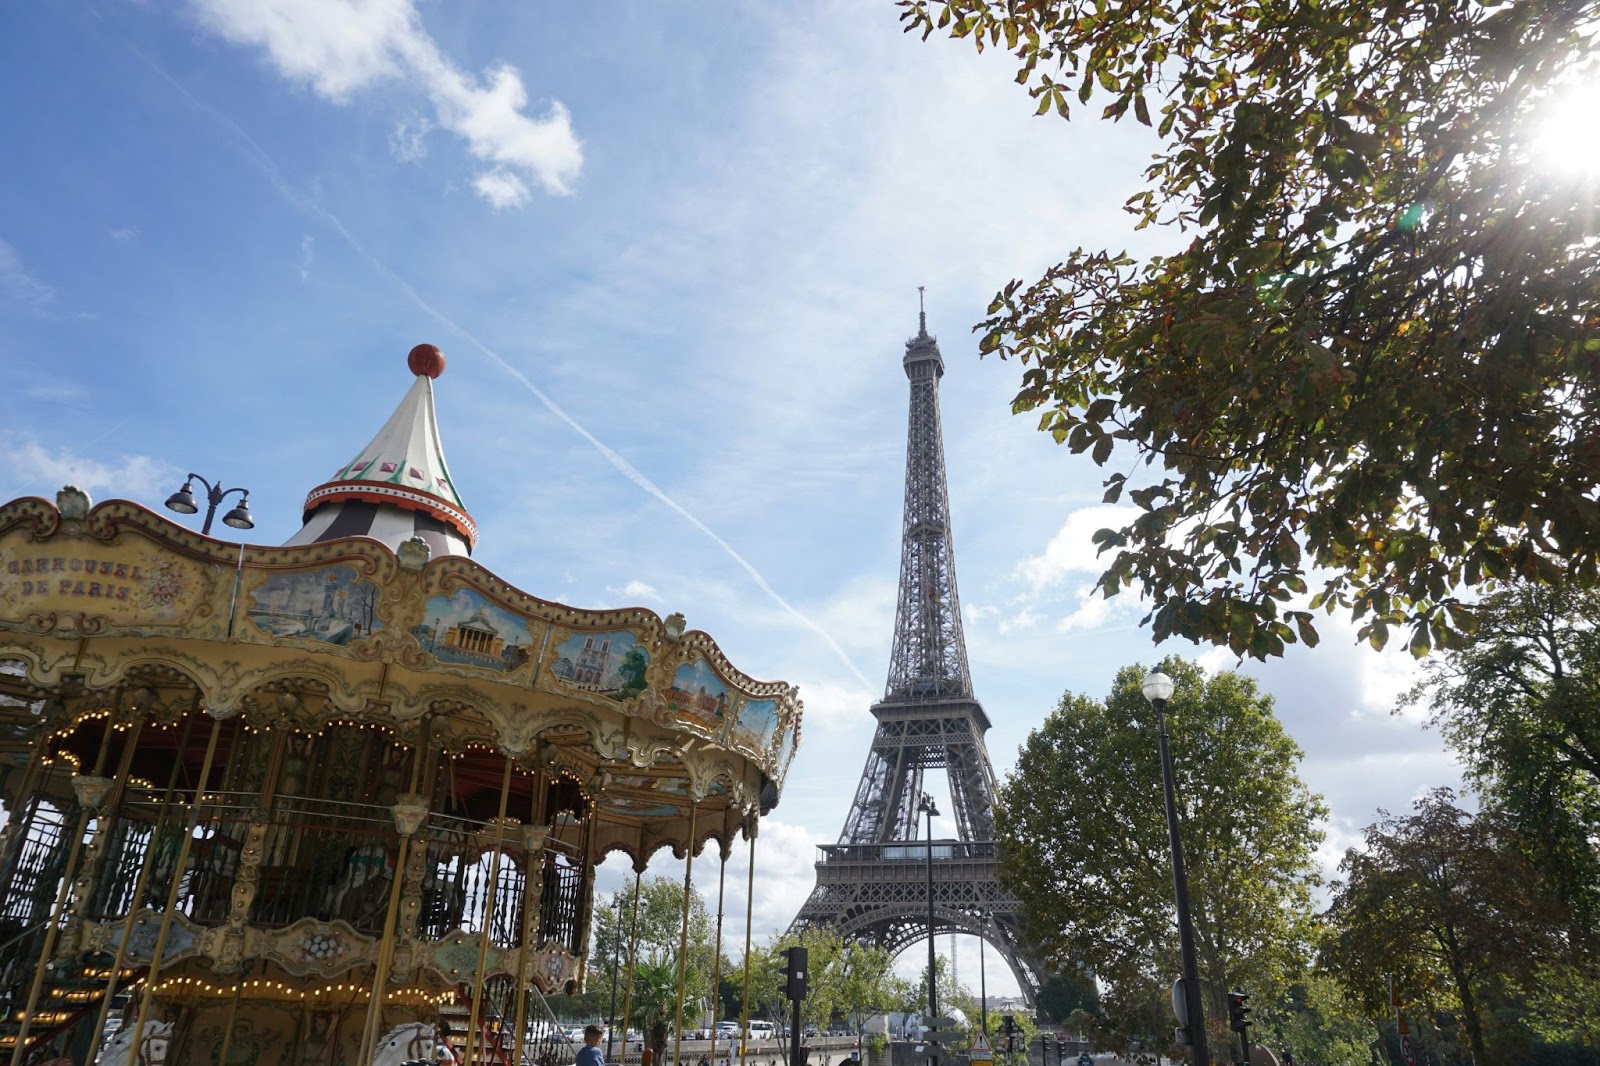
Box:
left=1034, top=971, right=1099, bottom=1027
left=996, top=660, right=1325, bottom=1052
left=630, top=958, right=701, bottom=1060
left=597, top=877, right=718, bottom=1040
left=618, top=646, right=649, bottom=699
left=747, top=928, right=903, bottom=1042
left=1404, top=582, right=1600, bottom=922
left=900, top=0, right=1600, bottom=659
left=1252, top=973, right=1377, bottom=1066
left=1322, top=790, right=1567, bottom=1066
left=833, top=936, right=901, bottom=1035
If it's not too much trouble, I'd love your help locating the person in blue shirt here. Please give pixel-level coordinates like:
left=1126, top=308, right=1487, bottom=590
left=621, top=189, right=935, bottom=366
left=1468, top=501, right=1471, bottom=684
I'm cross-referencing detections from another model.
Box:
left=578, top=1025, right=607, bottom=1066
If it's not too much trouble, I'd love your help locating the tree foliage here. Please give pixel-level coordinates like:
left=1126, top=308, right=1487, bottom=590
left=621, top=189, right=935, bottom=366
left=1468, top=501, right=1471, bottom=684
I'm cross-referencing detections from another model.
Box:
left=1404, top=582, right=1600, bottom=920
left=1400, top=583, right=1600, bottom=1048
left=628, top=958, right=702, bottom=1059
left=1034, top=971, right=1099, bottom=1026
left=995, top=660, right=1325, bottom=1052
left=1322, top=789, right=1568, bottom=1066
left=900, top=0, right=1600, bottom=659
left=750, top=927, right=905, bottom=1038
left=1252, top=973, right=1377, bottom=1066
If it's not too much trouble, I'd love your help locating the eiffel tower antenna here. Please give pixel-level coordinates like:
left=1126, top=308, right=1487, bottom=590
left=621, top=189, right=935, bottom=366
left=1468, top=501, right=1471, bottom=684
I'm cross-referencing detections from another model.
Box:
left=789, top=303, right=1041, bottom=1004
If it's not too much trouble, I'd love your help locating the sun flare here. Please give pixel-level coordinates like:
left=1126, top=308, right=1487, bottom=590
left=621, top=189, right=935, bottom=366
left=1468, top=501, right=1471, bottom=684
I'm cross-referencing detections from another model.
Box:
left=1530, top=77, right=1600, bottom=177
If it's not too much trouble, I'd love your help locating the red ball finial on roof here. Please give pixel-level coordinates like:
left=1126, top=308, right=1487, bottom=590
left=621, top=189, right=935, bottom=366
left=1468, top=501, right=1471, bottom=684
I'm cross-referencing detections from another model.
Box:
left=407, top=343, right=446, bottom=378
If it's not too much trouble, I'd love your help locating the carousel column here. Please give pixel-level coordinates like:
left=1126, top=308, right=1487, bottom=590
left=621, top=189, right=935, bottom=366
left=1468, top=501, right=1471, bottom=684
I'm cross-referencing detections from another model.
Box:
left=464, top=757, right=514, bottom=1066
left=57, top=713, right=145, bottom=959
left=707, top=834, right=730, bottom=1066
left=122, top=704, right=233, bottom=1066
left=510, top=822, right=550, bottom=1066
left=356, top=794, right=430, bottom=1066
left=739, top=819, right=757, bottom=1066
left=390, top=723, right=440, bottom=982
left=214, top=725, right=290, bottom=974
left=671, top=800, right=699, bottom=1066
left=575, top=793, right=600, bottom=988
left=9, top=710, right=119, bottom=1066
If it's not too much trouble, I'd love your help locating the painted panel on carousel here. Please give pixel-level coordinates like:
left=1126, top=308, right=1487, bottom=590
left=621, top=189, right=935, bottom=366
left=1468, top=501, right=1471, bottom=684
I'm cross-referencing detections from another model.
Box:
left=413, top=588, right=537, bottom=673
left=776, top=720, right=798, bottom=782
left=599, top=795, right=679, bottom=819
left=728, top=696, right=780, bottom=755
left=245, top=564, right=382, bottom=646
left=666, top=657, right=729, bottom=728
left=549, top=629, right=648, bottom=700
left=0, top=535, right=217, bottom=632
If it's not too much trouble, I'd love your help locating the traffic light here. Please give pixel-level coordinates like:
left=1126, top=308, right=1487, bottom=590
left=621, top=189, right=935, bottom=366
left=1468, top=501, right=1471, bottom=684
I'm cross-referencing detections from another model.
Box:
left=779, top=945, right=809, bottom=1001
left=1227, top=991, right=1252, bottom=1034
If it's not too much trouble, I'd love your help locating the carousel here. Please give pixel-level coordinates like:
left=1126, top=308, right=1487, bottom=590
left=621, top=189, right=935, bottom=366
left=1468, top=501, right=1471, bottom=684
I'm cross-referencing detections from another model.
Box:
left=0, top=346, right=801, bottom=1066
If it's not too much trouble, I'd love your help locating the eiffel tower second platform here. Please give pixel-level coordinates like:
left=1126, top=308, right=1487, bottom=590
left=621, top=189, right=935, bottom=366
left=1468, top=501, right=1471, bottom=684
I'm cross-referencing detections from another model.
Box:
left=788, top=306, right=1042, bottom=1003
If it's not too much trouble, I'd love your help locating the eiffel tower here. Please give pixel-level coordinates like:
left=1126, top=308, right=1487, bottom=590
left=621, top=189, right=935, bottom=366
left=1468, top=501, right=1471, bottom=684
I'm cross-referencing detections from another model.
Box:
left=790, top=299, right=1041, bottom=1004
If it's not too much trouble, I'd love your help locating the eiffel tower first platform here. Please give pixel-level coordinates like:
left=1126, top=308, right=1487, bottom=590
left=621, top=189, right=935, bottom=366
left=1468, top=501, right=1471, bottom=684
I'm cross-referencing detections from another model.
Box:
left=790, top=304, right=1042, bottom=1004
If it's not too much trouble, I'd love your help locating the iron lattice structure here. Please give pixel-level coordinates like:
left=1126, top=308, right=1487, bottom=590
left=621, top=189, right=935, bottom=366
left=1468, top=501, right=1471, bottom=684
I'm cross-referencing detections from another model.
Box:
left=790, top=313, right=1042, bottom=1004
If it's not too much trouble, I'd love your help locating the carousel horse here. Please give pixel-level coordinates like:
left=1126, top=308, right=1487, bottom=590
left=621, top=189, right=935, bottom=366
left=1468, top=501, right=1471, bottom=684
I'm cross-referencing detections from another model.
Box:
left=329, top=841, right=394, bottom=924
left=94, top=1020, right=171, bottom=1065
left=370, top=1021, right=458, bottom=1066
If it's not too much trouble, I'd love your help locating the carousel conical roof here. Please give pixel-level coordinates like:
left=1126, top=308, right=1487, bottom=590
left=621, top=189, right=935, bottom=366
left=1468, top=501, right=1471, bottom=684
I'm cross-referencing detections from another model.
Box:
left=285, top=344, right=478, bottom=557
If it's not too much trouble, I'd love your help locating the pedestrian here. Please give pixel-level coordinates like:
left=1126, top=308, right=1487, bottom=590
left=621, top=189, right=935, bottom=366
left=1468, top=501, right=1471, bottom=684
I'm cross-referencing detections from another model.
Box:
left=577, top=1025, right=606, bottom=1066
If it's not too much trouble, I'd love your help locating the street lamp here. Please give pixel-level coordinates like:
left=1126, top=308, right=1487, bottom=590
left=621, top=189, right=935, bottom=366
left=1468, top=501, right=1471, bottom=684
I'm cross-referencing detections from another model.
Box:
left=164, top=474, right=254, bottom=536
left=1141, top=670, right=1211, bottom=1066
left=977, top=911, right=988, bottom=1035
left=608, top=894, right=625, bottom=1062
left=918, top=793, right=940, bottom=1023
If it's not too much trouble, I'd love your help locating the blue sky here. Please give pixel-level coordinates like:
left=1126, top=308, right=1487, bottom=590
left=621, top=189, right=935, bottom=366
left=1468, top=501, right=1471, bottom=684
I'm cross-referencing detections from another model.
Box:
left=0, top=1, right=1462, bottom=997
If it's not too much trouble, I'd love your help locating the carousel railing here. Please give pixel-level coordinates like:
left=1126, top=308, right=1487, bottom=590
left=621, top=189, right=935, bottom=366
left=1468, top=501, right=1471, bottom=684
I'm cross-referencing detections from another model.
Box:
left=82, top=793, right=588, bottom=952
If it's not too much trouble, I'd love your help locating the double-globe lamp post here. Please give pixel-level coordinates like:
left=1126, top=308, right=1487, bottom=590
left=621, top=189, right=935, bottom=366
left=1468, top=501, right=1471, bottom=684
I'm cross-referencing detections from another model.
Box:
left=607, top=894, right=625, bottom=1062
left=164, top=473, right=254, bottom=536
left=1142, top=670, right=1211, bottom=1066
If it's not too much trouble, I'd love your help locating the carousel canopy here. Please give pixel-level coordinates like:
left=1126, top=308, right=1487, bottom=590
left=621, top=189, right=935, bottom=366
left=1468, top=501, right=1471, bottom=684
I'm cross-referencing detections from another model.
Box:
left=0, top=344, right=802, bottom=865
left=286, top=344, right=476, bottom=558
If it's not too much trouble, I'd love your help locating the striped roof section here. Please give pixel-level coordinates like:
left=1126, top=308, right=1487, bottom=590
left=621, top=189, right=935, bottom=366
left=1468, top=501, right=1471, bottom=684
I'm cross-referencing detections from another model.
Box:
left=286, top=348, right=476, bottom=556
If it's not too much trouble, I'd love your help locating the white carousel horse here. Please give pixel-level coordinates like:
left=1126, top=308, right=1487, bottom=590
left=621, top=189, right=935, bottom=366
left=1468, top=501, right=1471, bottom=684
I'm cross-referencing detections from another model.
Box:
left=371, top=1021, right=458, bottom=1066
left=95, top=1020, right=171, bottom=1066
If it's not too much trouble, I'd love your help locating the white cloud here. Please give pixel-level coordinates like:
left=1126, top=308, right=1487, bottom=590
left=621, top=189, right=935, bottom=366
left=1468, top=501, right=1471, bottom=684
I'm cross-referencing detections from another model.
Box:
left=298, top=234, right=315, bottom=280
left=108, top=227, right=138, bottom=243
left=389, top=113, right=432, bottom=161
left=609, top=579, right=661, bottom=603
left=0, top=238, right=55, bottom=312
left=1052, top=587, right=1113, bottom=633
left=997, top=606, right=1041, bottom=634
left=792, top=676, right=875, bottom=732
left=0, top=434, right=179, bottom=503
left=1014, top=505, right=1136, bottom=590
left=21, top=385, right=87, bottom=403
left=471, top=167, right=530, bottom=210
left=190, top=0, right=582, bottom=203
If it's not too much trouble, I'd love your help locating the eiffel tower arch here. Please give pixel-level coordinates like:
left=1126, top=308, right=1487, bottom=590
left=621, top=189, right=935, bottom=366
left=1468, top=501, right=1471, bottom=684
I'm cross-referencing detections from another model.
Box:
left=790, top=303, right=1043, bottom=1005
